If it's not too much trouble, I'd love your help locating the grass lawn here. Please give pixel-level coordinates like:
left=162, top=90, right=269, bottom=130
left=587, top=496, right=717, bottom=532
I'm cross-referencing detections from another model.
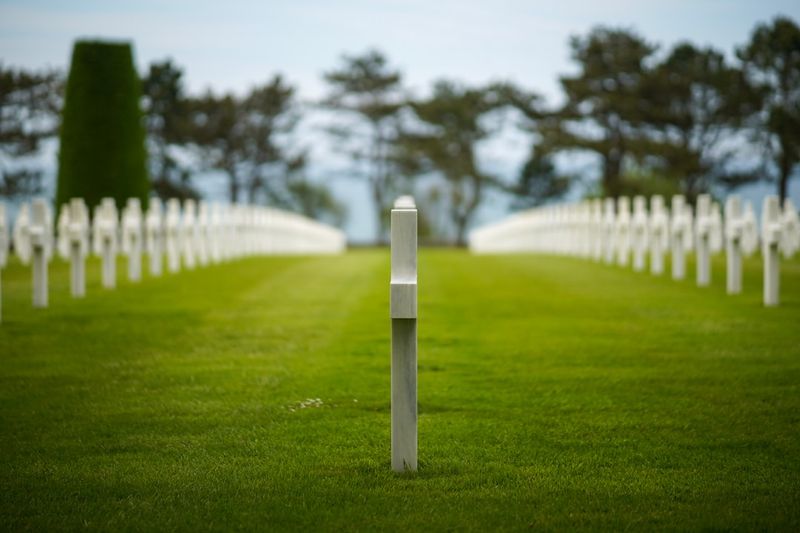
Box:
left=1, top=249, right=799, bottom=531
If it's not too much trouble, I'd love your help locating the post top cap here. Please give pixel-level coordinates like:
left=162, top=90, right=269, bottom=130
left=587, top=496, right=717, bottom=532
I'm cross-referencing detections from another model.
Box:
left=394, top=196, right=416, bottom=209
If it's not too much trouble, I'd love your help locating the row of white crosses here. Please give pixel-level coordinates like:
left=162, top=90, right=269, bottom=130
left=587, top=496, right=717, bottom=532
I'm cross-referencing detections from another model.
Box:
left=0, top=197, right=346, bottom=317
left=469, top=194, right=800, bottom=306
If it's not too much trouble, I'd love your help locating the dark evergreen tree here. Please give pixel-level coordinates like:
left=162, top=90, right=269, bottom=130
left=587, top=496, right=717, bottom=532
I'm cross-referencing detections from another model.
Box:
left=56, top=40, right=148, bottom=210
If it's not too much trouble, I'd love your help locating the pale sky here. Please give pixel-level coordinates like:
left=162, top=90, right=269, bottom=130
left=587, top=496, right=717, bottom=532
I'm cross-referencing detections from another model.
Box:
left=2, top=0, right=799, bottom=240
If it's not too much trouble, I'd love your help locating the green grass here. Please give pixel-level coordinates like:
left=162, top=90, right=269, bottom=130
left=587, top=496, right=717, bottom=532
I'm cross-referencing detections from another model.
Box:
left=1, top=250, right=799, bottom=531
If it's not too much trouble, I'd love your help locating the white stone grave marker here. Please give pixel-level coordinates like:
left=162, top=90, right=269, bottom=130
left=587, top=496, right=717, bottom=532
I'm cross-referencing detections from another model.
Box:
left=19, top=199, right=53, bottom=307
left=603, top=198, right=616, bottom=264
left=741, top=201, right=759, bottom=258
left=649, top=195, right=669, bottom=275
left=165, top=199, right=182, bottom=273
left=762, top=196, right=800, bottom=306
left=709, top=202, right=723, bottom=256
left=196, top=201, right=210, bottom=266
left=670, top=195, right=692, bottom=280
left=93, top=198, right=119, bottom=289
left=182, top=199, right=197, bottom=270
left=591, top=199, right=604, bottom=261
left=762, top=196, right=782, bottom=306
left=695, top=194, right=713, bottom=287
left=724, top=195, right=745, bottom=294
left=390, top=195, right=417, bottom=472
left=58, top=199, right=90, bottom=297
left=780, top=199, right=800, bottom=259
left=145, top=198, right=164, bottom=276
left=121, top=198, right=144, bottom=282
left=615, top=197, right=631, bottom=267
left=631, top=196, right=649, bottom=272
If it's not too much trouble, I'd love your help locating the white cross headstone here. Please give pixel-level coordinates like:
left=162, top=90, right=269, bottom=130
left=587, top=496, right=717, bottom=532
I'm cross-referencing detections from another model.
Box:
left=93, top=198, right=119, bottom=289
left=762, top=196, right=800, bottom=306
left=390, top=195, right=417, bottom=472
left=145, top=198, right=164, bottom=276
left=631, top=196, right=649, bottom=272
left=209, top=203, right=223, bottom=264
left=195, top=201, right=209, bottom=266
left=709, top=202, right=724, bottom=256
left=182, top=199, right=197, bottom=270
left=780, top=199, right=800, bottom=259
left=603, top=198, right=616, bottom=264
left=741, top=201, right=760, bottom=259
left=165, top=199, right=182, bottom=273
left=121, top=198, right=144, bottom=282
left=695, top=194, right=713, bottom=287
left=18, top=199, right=53, bottom=307
left=724, top=195, right=745, bottom=294
left=762, top=196, right=782, bottom=306
left=590, top=199, right=603, bottom=261
left=670, top=195, right=692, bottom=280
left=0, top=202, right=8, bottom=322
left=615, top=196, right=631, bottom=267
left=649, top=195, right=669, bottom=275
left=58, top=199, right=90, bottom=297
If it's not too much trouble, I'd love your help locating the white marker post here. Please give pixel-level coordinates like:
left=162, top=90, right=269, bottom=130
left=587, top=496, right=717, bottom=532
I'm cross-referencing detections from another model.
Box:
left=197, top=201, right=210, bottom=267
left=603, top=198, right=616, bottom=264
left=390, top=195, right=417, bottom=473
left=165, top=199, right=182, bottom=273
left=671, top=195, right=691, bottom=280
left=93, top=198, right=119, bottom=289
left=616, top=196, right=631, bottom=267
left=695, top=194, right=712, bottom=287
left=780, top=199, right=800, bottom=261
left=762, top=196, right=782, bottom=306
left=60, top=199, right=90, bottom=297
left=649, top=195, right=668, bottom=275
left=591, top=199, right=604, bottom=261
left=182, top=199, right=197, bottom=270
left=145, top=198, right=164, bottom=276
left=0, top=202, right=8, bottom=323
left=725, top=196, right=744, bottom=294
left=122, top=198, right=143, bottom=282
left=29, top=199, right=53, bottom=308
left=631, top=196, right=648, bottom=272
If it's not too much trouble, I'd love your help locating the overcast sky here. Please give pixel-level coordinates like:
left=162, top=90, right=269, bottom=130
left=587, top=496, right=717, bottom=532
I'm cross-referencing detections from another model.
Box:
left=4, top=0, right=800, bottom=101
left=2, top=0, right=799, bottom=240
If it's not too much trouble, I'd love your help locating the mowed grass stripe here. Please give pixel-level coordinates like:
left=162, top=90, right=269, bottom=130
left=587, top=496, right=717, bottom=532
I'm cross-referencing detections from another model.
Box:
left=0, top=250, right=799, bottom=531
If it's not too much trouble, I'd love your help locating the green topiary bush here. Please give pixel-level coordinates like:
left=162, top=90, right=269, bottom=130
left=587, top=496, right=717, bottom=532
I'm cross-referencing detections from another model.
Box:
left=56, top=40, right=148, bottom=211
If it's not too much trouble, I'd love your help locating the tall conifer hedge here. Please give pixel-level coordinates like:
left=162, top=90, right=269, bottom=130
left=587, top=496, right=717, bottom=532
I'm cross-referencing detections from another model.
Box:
left=56, top=40, right=148, bottom=210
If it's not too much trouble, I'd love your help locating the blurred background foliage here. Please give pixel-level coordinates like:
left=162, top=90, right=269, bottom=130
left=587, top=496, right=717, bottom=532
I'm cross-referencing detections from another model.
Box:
left=1, top=17, right=799, bottom=244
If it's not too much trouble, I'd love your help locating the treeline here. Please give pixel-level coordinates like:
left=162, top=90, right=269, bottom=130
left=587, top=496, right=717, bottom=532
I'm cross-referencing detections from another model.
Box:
left=1, top=16, right=798, bottom=243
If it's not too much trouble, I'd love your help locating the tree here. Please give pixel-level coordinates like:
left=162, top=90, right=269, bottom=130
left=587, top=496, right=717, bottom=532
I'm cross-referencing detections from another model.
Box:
left=187, top=91, right=241, bottom=201
left=489, top=82, right=572, bottom=208
left=738, top=16, right=800, bottom=202
left=511, top=147, right=571, bottom=209
left=550, top=27, right=656, bottom=197
left=402, top=81, right=500, bottom=246
left=0, top=64, right=62, bottom=199
left=190, top=77, right=345, bottom=223
left=191, top=76, right=300, bottom=203
left=239, top=76, right=303, bottom=204
left=56, top=41, right=149, bottom=210
left=323, top=49, right=404, bottom=243
left=642, top=43, right=760, bottom=201
left=141, top=59, right=197, bottom=200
